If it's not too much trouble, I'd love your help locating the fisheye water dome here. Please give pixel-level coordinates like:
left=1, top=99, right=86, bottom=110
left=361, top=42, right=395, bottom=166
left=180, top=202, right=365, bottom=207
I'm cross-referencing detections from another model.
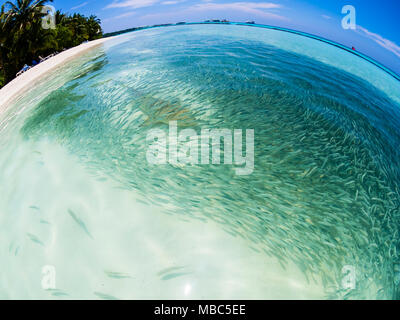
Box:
left=1, top=24, right=400, bottom=299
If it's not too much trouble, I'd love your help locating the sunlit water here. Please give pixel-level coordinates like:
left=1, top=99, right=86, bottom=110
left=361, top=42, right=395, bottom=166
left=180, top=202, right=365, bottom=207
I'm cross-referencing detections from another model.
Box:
left=1, top=25, right=400, bottom=299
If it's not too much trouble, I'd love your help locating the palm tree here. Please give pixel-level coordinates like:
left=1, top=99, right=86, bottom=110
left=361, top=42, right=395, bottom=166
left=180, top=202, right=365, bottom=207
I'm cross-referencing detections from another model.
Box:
left=1, top=0, right=53, bottom=82
left=0, top=0, right=103, bottom=87
left=0, top=5, right=11, bottom=86
left=0, top=4, right=14, bottom=85
left=87, top=15, right=103, bottom=40
left=4, top=0, right=52, bottom=30
left=0, top=5, right=11, bottom=39
left=55, top=9, right=65, bottom=25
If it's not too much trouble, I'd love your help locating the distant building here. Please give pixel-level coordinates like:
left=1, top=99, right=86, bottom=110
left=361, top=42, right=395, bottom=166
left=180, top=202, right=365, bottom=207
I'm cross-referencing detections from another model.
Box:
left=246, top=21, right=255, bottom=24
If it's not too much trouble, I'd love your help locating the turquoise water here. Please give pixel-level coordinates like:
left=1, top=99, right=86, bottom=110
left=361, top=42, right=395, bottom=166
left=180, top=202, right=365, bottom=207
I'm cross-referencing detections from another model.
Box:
left=1, top=25, right=400, bottom=299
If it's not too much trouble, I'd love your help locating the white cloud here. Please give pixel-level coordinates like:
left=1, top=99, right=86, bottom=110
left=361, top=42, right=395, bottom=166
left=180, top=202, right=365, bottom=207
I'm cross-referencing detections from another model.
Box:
left=192, top=2, right=284, bottom=20
left=321, top=14, right=331, bottom=20
left=189, top=2, right=286, bottom=20
left=356, top=25, right=400, bottom=59
left=103, top=10, right=137, bottom=22
left=106, top=0, right=159, bottom=9
left=137, top=1, right=287, bottom=24
left=162, top=0, right=186, bottom=4
left=71, top=1, right=89, bottom=10
left=196, top=2, right=281, bottom=10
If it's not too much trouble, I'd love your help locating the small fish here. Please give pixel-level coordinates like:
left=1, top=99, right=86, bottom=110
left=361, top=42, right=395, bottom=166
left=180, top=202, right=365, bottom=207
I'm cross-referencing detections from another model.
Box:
left=46, top=289, right=68, bottom=297
left=27, top=233, right=44, bottom=246
left=104, top=270, right=130, bottom=279
left=223, top=228, right=237, bottom=238
left=161, top=272, right=191, bottom=281
left=157, top=266, right=186, bottom=276
left=136, top=198, right=149, bottom=205
left=94, top=292, right=119, bottom=300
left=68, top=209, right=93, bottom=239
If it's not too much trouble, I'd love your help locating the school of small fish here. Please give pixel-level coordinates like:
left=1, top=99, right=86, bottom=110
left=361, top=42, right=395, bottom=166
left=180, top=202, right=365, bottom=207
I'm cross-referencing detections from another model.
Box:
left=3, top=27, right=400, bottom=299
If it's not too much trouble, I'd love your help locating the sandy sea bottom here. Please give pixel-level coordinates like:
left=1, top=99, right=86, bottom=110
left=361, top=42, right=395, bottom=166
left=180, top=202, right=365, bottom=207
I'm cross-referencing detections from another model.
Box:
left=1, top=25, right=400, bottom=299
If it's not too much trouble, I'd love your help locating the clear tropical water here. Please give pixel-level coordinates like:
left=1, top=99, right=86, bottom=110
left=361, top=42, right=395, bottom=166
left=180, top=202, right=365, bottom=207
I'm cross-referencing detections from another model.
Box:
left=1, top=24, right=400, bottom=299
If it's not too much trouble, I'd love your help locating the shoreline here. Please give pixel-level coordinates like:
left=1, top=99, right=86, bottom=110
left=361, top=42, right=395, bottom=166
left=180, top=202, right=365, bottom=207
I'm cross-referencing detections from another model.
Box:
left=0, top=37, right=112, bottom=113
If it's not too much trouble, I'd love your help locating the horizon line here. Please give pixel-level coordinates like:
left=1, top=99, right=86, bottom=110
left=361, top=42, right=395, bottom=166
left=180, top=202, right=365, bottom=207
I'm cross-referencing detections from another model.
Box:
left=103, top=21, right=400, bottom=83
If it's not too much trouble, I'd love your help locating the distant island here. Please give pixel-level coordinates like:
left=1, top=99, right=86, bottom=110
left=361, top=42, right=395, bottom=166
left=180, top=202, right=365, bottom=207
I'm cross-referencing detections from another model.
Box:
left=0, top=2, right=258, bottom=89
left=103, top=20, right=256, bottom=37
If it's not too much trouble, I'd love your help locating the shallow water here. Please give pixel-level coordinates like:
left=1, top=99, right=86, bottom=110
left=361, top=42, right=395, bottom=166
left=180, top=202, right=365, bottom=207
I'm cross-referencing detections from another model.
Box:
left=1, top=25, right=400, bottom=299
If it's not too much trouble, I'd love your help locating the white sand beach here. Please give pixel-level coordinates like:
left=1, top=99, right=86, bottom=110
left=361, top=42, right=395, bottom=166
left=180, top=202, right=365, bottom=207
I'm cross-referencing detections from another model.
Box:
left=0, top=37, right=111, bottom=114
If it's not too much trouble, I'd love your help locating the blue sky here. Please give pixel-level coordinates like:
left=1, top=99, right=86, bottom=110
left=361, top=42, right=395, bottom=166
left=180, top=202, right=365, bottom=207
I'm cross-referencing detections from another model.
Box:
left=2, top=0, right=400, bottom=74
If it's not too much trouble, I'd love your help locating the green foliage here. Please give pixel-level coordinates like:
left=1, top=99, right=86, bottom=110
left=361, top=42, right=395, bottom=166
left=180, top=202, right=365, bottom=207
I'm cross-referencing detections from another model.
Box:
left=0, top=0, right=103, bottom=87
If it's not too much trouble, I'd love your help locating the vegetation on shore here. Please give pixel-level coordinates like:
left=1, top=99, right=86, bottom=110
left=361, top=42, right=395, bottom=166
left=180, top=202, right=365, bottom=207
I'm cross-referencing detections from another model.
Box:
left=0, top=0, right=103, bottom=88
